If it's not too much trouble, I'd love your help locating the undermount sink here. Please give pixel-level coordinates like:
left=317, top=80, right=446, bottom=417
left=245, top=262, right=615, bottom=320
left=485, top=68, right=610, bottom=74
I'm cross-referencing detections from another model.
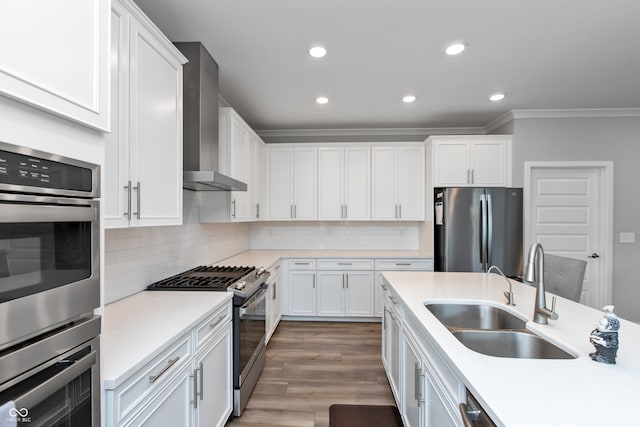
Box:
left=425, top=303, right=526, bottom=330
left=425, top=302, right=576, bottom=359
left=452, top=330, right=575, bottom=359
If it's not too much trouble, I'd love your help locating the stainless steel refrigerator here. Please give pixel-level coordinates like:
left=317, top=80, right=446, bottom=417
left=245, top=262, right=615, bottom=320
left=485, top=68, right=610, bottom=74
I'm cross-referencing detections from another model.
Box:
left=434, top=187, right=523, bottom=277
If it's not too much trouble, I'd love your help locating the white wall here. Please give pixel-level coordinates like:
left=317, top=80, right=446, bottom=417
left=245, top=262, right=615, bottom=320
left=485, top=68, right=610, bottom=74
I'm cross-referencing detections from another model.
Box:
left=506, top=116, right=640, bottom=321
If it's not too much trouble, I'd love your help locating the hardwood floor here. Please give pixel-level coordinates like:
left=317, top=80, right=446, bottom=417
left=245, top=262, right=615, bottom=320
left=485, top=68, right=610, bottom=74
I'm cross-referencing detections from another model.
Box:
left=227, top=321, right=395, bottom=427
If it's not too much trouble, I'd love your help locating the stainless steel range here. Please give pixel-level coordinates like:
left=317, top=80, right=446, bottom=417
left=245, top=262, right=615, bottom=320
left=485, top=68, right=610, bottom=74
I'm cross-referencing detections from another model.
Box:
left=147, top=265, right=269, bottom=417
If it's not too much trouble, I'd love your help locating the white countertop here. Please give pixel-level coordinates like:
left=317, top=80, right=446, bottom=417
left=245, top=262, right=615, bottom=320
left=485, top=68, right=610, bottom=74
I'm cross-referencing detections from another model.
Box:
left=102, top=291, right=232, bottom=389
left=383, top=271, right=640, bottom=427
left=216, top=249, right=432, bottom=270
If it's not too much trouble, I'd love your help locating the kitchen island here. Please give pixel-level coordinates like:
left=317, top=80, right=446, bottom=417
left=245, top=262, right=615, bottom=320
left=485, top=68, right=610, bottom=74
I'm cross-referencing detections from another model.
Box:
left=382, top=271, right=640, bottom=427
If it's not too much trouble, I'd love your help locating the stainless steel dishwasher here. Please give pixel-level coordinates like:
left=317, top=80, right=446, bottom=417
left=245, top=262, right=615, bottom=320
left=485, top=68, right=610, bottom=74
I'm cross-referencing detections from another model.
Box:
left=459, top=389, right=497, bottom=427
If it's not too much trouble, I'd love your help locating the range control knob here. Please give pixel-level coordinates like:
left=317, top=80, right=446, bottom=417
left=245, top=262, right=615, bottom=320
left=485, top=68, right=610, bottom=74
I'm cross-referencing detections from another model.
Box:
left=236, top=281, right=246, bottom=290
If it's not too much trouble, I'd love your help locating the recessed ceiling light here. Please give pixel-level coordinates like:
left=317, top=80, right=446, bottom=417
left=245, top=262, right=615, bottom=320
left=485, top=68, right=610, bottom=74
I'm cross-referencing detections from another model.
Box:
left=445, top=42, right=466, bottom=55
left=316, top=96, right=329, bottom=104
left=489, top=93, right=505, bottom=102
left=308, top=45, right=327, bottom=58
left=402, top=95, right=416, bottom=103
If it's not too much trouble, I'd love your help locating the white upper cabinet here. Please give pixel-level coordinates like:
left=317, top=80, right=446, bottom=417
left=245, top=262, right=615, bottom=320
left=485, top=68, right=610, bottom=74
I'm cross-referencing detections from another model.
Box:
left=268, top=145, right=317, bottom=220
left=0, top=0, right=110, bottom=131
left=201, top=108, right=266, bottom=223
left=372, top=144, right=425, bottom=221
left=429, top=135, right=512, bottom=187
left=318, top=145, right=370, bottom=220
left=105, top=0, right=187, bottom=228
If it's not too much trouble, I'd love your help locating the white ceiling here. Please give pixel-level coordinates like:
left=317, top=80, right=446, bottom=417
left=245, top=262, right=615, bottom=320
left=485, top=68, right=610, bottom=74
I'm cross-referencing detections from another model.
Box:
left=134, top=0, right=640, bottom=131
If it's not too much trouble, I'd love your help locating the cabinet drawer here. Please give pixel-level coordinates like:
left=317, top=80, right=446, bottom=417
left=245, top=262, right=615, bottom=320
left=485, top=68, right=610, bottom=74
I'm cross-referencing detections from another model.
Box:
left=112, top=332, right=192, bottom=424
left=317, top=258, right=374, bottom=270
left=374, top=258, right=433, bottom=271
left=288, top=259, right=316, bottom=270
left=194, top=302, right=232, bottom=352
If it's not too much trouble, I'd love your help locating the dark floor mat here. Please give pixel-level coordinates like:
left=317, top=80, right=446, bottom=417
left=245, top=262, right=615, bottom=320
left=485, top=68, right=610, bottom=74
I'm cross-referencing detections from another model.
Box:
left=329, top=404, right=403, bottom=427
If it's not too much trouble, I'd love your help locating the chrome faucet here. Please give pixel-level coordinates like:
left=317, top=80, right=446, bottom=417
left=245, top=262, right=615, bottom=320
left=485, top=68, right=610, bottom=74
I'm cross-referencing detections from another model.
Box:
left=487, top=265, right=515, bottom=306
left=523, top=242, right=559, bottom=324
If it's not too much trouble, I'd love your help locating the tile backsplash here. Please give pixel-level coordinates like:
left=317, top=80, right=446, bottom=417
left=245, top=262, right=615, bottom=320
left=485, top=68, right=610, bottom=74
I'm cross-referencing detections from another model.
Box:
left=249, top=221, right=420, bottom=250
left=104, top=222, right=249, bottom=303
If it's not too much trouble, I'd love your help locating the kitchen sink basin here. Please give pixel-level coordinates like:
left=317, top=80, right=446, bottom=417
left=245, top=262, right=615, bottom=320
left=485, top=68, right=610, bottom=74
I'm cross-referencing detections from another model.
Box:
left=451, top=330, right=575, bottom=359
left=425, top=303, right=526, bottom=330
left=425, top=302, right=576, bottom=359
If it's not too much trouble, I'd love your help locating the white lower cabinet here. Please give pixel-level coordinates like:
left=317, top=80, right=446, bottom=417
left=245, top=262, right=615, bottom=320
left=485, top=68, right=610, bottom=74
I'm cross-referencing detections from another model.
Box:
left=382, top=293, right=402, bottom=403
left=289, top=258, right=375, bottom=318
left=193, top=325, right=233, bottom=427
left=124, top=364, right=193, bottom=427
left=382, top=285, right=463, bottom=427
left=317, top=271, right=374, bottom=317
left=106, top=302, right=233, bottom=427
left=403, top=331, right=424, bottom=427
left=266, top=262, right=282, bottom=343
left=374, top=258, right=433, bottom=317
left=288, top=271, right=317, bottom=316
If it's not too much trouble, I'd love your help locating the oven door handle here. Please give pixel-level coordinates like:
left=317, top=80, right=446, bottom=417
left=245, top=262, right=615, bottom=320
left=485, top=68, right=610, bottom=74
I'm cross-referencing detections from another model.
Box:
left=13, top=350, right=96, bottom=410
left=0, top=199, right=98, bottom=222
left=239, top=288, right=267, bottom=317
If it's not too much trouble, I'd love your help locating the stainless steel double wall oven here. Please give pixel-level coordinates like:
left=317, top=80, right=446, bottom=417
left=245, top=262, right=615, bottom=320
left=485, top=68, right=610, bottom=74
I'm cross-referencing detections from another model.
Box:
left=0, top=142, right=101, bottom=427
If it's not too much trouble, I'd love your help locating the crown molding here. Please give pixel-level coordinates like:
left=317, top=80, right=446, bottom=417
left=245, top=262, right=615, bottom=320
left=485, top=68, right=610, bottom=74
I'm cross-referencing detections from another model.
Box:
left=510, top=108, right=640, bottom=120
left=256, top=126, right=485, bottom=140
left=484, top=111, right=515, bottom=133
left=254, top=109, right=640, bottom=142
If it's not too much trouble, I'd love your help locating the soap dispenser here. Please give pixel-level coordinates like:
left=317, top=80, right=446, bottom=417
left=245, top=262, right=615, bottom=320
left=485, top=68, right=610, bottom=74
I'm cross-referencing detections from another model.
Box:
left=589, top=305, right=620, bottom=364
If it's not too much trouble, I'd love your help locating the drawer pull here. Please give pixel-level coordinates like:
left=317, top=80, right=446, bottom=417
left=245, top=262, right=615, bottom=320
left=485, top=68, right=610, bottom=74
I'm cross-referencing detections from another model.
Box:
left=389, top=296, right=398, bottom=305
left=209, top=315, right=226, bottom=329
left=396, top=263, right=411, bottom=266
left=337, top=262, right=353, bottom=266
left=149, top=356, right=180, bottom=383
left=294, top=262, right=310, bottom=266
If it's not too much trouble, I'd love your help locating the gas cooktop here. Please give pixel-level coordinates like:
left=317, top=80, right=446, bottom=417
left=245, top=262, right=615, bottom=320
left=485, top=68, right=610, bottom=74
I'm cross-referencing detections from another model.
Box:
left=146, top=265, right=268, bottom=298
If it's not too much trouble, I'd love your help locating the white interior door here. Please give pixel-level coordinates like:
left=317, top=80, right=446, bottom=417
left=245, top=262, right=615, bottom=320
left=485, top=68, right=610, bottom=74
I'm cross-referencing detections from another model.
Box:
left=525, top=163, right=612, bottom=308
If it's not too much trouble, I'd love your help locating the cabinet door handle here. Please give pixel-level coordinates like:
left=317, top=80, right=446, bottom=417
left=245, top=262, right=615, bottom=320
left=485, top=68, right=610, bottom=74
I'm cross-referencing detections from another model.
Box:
left=209, top=315, right=226, bottom=330
left=345, top=274, right=349, bottom=288
left=124, top=181, right=132, bottom=220
left=192, top=368, right=198, bottom=408
left=294, top=204, right=297, bottom=219
left=415, top=363, right=425, bottom=404
left=383, top=307, right=388, bottom=329
left=232, top=199, right=236, bottom=218
left=398, top=204, right=402, bottom=219
left=273, top=281, right=277, bottom=300
left=312, top=274, right=315, bottom=288
left=342, top=273, right=345, bottom=289
left=470, top=169, right=474, bottom=184
left=389, top=296, right=398, bottom=305
left=256, top=203, right=260, bottom=219
left=198, top=362, right=204, bottom=401
left=344, top=204, right=348, bottom=218
left=133, top=181, right=141, bottom=219
left=149, top=356, right=179, bottom=383
left=395, top=204, right=398, bottom=218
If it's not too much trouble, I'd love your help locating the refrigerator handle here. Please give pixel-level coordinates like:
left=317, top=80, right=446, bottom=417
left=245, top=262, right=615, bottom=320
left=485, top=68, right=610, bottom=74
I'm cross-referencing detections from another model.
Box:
left=479, top=194, right=486, bottom=264
left=487, top=193, right=493, bottom=267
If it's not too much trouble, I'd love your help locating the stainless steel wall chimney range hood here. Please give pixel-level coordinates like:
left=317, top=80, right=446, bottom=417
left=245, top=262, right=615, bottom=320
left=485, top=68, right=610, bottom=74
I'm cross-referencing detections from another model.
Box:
left=176, top=42, right=247, bottom=192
